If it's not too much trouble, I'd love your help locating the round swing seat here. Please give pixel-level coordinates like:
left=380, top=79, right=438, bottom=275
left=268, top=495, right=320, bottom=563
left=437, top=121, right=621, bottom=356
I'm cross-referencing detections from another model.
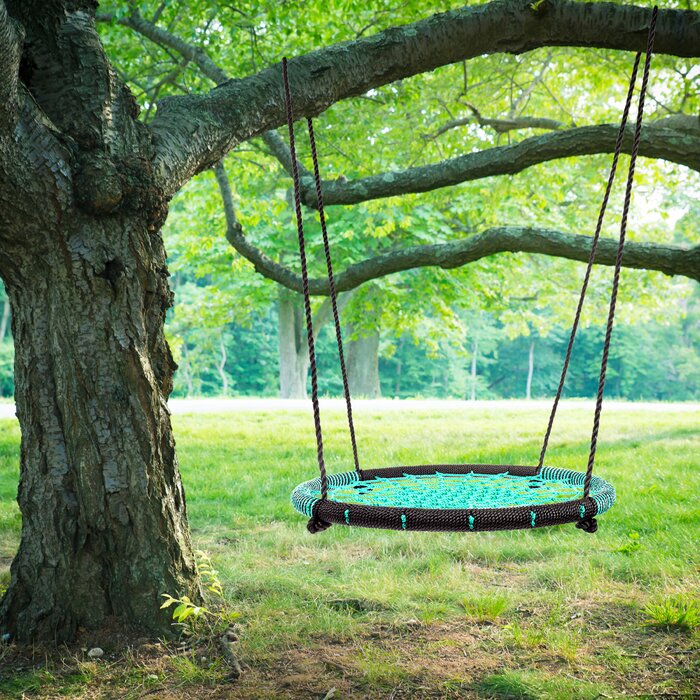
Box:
left=291, top=464, right=615, bottom=532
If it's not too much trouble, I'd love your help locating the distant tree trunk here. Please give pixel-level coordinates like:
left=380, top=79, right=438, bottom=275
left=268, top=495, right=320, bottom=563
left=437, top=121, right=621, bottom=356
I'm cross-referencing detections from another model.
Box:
left=218, top=335, right=229, bottom=396
left=180, top=345, right=195, bottom=397
left=470, top=337, right=478, bottom=401
left=526, top=338, right=535, bottom=400
left=347, top=325, right=380, bottom=398
left=393, top=336, right=406, bottom=396
left=0, top=298, right=9, bottom=342
left=278, top=291, right=309, bottom=399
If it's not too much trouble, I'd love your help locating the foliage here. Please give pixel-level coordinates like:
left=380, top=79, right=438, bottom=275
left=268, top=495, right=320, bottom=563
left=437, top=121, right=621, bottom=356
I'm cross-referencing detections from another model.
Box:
left=614, top=530, right=642, bottom=554
left=0, top=343, right=13, bottom=398
left=161, top=551, right=239, bottom=637
left=93, top=0, right=700, bottom=402
left=159, top=283, right=700, bottom=400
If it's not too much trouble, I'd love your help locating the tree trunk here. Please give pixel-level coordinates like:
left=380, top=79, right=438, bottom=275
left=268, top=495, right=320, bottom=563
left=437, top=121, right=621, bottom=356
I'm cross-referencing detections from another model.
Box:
left=470, top=337, right=478, bottom=401
left=526, top=338, right=535, bottom=400
left=278, top=291, right=309, bottom=399
left=0, top=1, right=203, bottom=642
left=393, top=336, right=406, bottom=397
left=0, top=216, right=198, bottom=643
left=218, top=335, right=229, bottom=396
left=347, top=326, right=380, bottom=398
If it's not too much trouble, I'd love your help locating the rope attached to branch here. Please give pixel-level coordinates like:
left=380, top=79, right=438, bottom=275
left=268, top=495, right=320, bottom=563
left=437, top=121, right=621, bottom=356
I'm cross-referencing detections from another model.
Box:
left=537, top=7, right=657, bottom=531
left=282, top=57, right=363, bottom=532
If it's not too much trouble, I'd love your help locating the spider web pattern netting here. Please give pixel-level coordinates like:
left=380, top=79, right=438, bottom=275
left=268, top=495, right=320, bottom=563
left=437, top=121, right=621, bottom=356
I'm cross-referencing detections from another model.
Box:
left=313, top=472, right=583, bottom=509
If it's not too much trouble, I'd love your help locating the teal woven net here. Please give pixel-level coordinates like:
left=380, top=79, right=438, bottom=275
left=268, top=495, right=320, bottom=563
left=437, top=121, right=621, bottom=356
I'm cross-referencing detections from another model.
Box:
left=318, top=472, right=583, bottom=510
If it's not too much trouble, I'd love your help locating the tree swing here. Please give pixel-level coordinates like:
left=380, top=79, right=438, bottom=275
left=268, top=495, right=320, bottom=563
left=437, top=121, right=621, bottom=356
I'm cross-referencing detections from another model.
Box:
left=285, top=8, right=657, bottom=534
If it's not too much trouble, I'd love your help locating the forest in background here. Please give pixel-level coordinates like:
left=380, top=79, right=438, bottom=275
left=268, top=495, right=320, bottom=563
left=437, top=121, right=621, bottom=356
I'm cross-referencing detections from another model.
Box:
left=1, top=274, right=698, bottom=401
left=0, top=0, right=698, bottom=403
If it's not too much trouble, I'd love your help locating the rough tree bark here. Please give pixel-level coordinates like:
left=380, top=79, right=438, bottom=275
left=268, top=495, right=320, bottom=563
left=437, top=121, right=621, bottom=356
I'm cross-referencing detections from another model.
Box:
left=0, top=1, right=198, bottom=641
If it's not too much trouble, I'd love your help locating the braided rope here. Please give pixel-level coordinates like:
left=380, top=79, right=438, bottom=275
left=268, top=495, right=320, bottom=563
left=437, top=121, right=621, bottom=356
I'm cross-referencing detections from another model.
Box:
left=282, top=57, right=328, bottom=500
left=537, top=52, right=641, bottom=470
left=584, top=6, right=658, bottom=499
left=306, top=117, right=361, bottom=475
left=538, top=5, right=657, bottom=506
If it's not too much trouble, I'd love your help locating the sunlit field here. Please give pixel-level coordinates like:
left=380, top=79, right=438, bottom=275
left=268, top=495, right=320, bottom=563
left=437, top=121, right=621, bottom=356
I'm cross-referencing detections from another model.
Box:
left=1, top=403, right=698, bottom=698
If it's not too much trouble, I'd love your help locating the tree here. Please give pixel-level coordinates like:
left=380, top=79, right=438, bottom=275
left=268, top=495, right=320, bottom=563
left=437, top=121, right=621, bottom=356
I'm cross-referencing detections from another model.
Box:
left=0, top=0, right=699, bottom=642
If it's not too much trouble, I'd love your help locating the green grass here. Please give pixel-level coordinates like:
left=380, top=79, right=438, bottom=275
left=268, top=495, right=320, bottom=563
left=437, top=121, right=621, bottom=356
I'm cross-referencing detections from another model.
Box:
left=0, top=403, right=699, bottom=698
left=643, top=594, right=700, bottom=630
left=476, top=670, right=608, bottom=699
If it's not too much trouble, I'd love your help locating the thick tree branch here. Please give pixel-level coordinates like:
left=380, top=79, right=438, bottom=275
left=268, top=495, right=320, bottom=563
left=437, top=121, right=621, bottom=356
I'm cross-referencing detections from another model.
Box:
left=215, top=163, right=700, bottom=294
left=148, top=1, right=699, bottom=195
left=303, top=118, right=700, bottom=207
left=213, top=162, right=307, bottom=291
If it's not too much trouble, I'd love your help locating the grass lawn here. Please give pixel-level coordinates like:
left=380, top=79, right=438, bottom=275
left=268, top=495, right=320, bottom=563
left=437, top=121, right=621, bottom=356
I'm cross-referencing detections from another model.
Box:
left=0, top=403, right=699, bottom=699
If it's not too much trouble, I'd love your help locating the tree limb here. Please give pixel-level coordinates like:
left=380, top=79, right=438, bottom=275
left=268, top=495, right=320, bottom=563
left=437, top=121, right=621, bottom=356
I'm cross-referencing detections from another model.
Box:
left=97, top=9, right=229, bottom=83
left=425, top=110, right=565, bottom=140
left=214, top=163, right=700, bottom=294
left=303, top=118, right=700, bottom=207
left=148, top=1, right=700, bottom=195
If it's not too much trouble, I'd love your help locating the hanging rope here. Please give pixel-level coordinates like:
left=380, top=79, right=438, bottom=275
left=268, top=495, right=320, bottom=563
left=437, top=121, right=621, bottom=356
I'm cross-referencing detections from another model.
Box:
left=282, top=58, right=363, bottom=531
left=306, top=117, right=361, bottom=476
left=282, top=58, right=328, bottom=509
left=535, top=7, right=657, bottom=530
left=585, top=8, right=657, bottom=499
left=537, top=54, right=641, bottom=470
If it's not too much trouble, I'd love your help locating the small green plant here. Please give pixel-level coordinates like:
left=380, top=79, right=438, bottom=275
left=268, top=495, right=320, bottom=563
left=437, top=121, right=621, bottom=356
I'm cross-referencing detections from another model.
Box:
left=161, top=551, right=239, bottom=635
left=197, top=550, right=224, bottom=597
left=462, top=593, right=510, bottom=623
left=615, top=530, right=642, bottom=554
left=477, top=670, right=606, bottom=700
left=529, top=0, right=547, bottom=11
left=643, top=595, right=700, bottom=630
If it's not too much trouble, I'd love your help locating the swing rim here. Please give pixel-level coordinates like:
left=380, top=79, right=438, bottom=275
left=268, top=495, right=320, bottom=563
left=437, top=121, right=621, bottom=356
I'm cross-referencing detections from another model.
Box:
left=291, top=463, right=615, bottom=533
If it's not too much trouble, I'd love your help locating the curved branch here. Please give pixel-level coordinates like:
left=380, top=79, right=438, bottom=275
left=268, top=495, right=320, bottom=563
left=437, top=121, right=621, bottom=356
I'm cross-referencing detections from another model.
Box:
left=149, top=1, right=699, bottom=194
left=215, top=164, right=700, bottom=294
left=97, top=9, right=229, bottom=84
left=425, top=112, right=565, bottom=139
left=302, top=118, right=700, bottom=206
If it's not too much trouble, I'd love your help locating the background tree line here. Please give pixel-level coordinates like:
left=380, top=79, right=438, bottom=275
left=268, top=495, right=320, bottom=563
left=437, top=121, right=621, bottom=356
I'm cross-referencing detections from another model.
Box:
left=4, top=274, right=696, bottom=402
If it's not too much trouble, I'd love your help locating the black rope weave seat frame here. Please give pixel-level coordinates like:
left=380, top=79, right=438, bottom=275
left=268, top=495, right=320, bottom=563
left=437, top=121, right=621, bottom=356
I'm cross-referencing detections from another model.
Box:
left=282, top=7, right=658, bottom=534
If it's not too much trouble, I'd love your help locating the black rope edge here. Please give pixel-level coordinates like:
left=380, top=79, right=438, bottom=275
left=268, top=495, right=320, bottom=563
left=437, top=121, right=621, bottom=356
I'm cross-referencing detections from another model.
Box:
left=311, top=495, right=600, bottom=533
